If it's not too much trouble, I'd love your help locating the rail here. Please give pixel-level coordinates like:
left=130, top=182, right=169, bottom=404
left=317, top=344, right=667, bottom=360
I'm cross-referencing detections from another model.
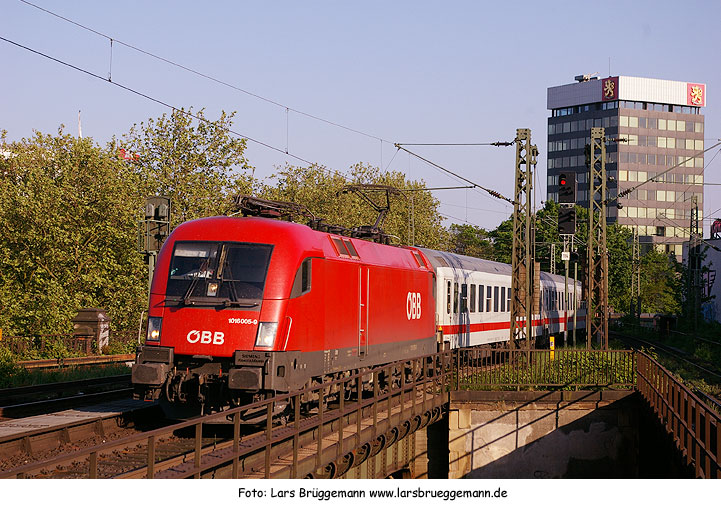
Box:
left=3, top=347, right=719, bottom=478
left=2, top=331, right=138, bottom=359
left=2, top=349, right=454, bottom=479
left=17, top=354, right=134, bottom=370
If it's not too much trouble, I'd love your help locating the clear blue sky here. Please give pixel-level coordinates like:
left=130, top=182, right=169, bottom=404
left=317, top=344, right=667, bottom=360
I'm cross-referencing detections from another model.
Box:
left=2, top=0, right=720, bottom=233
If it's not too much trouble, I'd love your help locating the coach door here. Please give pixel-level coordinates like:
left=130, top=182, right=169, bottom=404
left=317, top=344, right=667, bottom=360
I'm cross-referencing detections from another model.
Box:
left=359, top=266, right=369, bottom=358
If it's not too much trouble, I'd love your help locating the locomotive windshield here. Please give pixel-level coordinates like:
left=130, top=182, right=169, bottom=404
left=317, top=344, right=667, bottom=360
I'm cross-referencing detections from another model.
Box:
left=166, top=241, right=273, bottom=306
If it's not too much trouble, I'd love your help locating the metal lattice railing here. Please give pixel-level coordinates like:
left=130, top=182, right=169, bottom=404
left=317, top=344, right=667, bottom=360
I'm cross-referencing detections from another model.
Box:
left=454, top=348, right=635, bottom=391
left=636, top=351, right=721, bottom=478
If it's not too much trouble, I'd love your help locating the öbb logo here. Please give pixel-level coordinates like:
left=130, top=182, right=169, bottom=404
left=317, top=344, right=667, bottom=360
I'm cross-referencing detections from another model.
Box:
left=187, top=330, right=225, bottom=345
left=406, top=292, right=422, bottom=320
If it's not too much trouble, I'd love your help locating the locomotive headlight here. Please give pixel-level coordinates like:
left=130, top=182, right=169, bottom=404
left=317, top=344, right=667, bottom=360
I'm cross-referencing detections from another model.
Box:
left=146, top=316, right=162, bottom=343
left=255, top=322, right=278, bottom=347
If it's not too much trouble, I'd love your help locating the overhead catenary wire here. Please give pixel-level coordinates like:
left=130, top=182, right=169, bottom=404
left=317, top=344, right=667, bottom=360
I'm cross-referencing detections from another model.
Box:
left=0, top=34, right=317, bottom=166
left=17, top=0, right=390, bottom=146
left=394, top=143, right=516, bottom=206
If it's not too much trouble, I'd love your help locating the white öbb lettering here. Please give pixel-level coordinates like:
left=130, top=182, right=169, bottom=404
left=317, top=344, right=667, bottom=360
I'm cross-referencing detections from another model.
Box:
left=187, top=330, right=225, bottom=345
left=406, top=292, right=422, bottom=320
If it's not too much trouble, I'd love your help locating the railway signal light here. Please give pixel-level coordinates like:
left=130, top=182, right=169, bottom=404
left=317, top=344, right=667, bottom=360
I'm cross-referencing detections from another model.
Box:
left=558, top=206, right=576, bottom=235
left=139, top=196, right=171, bottom=253
left=558, top=173, right=576, bottom=204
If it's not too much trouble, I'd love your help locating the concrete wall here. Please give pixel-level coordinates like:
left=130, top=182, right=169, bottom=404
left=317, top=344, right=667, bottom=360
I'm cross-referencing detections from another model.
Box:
left=448, top=391, right=639, bottom=478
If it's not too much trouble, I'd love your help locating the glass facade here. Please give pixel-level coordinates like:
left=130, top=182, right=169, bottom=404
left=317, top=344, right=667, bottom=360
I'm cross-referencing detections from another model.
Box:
left=547, top=91, right=705, bottom=258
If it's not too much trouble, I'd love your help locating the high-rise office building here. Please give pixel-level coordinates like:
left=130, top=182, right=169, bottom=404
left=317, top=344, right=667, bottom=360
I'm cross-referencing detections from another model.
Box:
left=547, top=75, right=706, bottom=258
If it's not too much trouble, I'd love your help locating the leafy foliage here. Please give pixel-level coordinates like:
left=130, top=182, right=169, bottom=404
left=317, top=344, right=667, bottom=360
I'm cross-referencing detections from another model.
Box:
left=0, top=129, right=146, bottom=337
left=446, top=223, right=494, bottom=259
left=639, top=249, right=682, bottom=315
left=121, top=108, right=254, bottom=226
left=255, top=162, right=447, bottom=249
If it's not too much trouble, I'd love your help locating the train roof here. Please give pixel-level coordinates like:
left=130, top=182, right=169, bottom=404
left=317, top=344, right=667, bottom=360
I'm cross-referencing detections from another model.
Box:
left=417, top=248, right=511, bottom=275
left=417, top=247, right=579, bottom=286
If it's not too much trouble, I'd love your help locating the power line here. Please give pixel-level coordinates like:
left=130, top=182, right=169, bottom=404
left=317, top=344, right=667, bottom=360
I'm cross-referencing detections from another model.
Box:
left=17, top=0, right=390, bottom=145
left=395, top=141, right=514, bottom=147
left=440, top=202, right=510, bottom=215
left=394, top=144, right=516, bottom=205
left=0, top=34, right=316, bottom=166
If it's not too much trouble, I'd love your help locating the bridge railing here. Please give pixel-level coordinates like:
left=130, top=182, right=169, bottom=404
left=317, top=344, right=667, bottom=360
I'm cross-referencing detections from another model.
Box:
left=2, top=349, right=455, bottom=479
left=454, top=348, right=636, bottom=391
left=636, top=350, right=720, bottom=478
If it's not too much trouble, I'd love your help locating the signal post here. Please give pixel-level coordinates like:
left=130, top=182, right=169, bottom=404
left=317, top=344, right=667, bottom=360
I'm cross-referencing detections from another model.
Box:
left=557, top=172, right=576, bottom=347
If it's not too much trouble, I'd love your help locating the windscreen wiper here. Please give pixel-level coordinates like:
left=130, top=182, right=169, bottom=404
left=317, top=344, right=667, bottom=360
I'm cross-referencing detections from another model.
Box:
left=182, top=258, right=211, bottom=305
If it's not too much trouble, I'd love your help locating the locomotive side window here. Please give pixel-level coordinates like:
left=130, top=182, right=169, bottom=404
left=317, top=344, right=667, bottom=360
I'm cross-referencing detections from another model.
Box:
left=331, top=237, right=349, bottom=257
left=453, top=282, right=459, bottom=314
left=290, top=258, right=312, bottom=298
left=470, top=285, right=476, bottom=313
left=493, top=286, right=499, bottom=312
left=486, top=285, right=492, bottom=312
left=478, top=285, right=484, bottom=312
left=500, top=287, right=506, bottom=313
left=343, top=239, right=359, bottom=258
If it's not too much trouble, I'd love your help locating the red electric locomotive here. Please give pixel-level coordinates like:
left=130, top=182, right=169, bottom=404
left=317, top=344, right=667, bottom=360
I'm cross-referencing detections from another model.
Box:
left=131, top=215, right=437, bottom=416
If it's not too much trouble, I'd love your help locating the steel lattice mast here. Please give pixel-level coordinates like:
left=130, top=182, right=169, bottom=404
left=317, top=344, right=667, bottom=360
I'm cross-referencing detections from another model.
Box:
left=587, top=127, right=609, bottom=349
left=510, top=129, right=538, bottom=349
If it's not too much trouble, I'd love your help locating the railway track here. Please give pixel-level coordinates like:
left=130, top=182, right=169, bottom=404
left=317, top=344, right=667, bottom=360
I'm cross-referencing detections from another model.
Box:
left=0, top=375, right=133, bottom=419
left=611, top=329, right=721, bottom=409
left=2, top=353, right=452, bottom=479
left=0, top=398, right=159, bottom=473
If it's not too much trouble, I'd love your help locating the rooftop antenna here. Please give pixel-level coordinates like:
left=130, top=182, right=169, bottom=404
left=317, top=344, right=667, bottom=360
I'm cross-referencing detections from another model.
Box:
left=574, top=72, right=599, bottom=82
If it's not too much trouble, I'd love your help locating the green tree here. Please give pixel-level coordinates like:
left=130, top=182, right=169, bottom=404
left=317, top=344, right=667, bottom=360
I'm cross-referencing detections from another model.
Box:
left=256, top=162, right=447, bottom=249
left=0, top=129, right=145, bottom=341
left=640, top=249, right=682, bottom=315
left=121, top=108, right=253, bottom=226
left=446, top=223, right=494, bottom=259
left=488, top=201, right=634, bottom=312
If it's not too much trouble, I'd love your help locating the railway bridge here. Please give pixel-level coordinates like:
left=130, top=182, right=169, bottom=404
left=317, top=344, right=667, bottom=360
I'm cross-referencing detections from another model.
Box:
left=1, top=345, right=719, bottom=479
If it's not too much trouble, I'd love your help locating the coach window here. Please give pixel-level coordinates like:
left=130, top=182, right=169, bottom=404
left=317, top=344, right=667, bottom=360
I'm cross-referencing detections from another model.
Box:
left=486, top=286, right=492, bottom=312
left=478, top=285, right=484, bottom=312
left=454, top=282, right=459, bottom=314
left=500, top=287, right=506, bottom=313
left=507, top=287, right=511, bottom=312
left=493, top=286, right=499, bottom=312
left=470, top=285, right=476, bottom=313
left=446, top=281, right=451, bottom=314
left=461, top=284, right=468, bottom=312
